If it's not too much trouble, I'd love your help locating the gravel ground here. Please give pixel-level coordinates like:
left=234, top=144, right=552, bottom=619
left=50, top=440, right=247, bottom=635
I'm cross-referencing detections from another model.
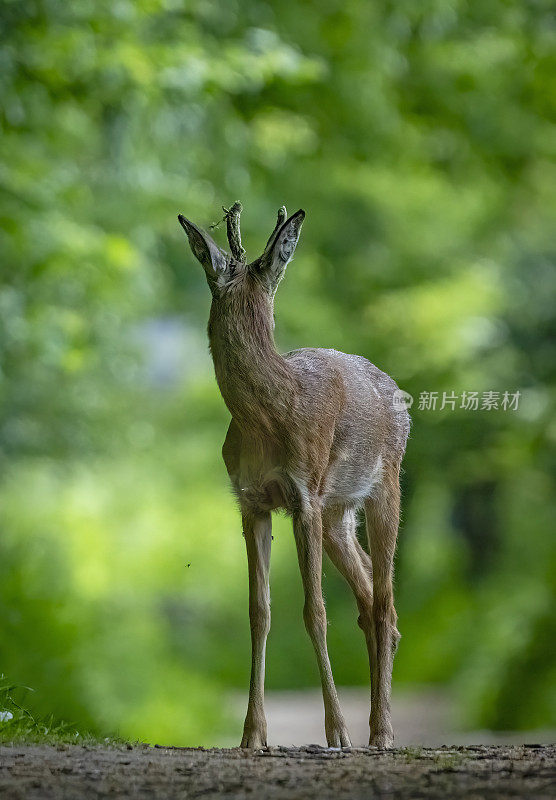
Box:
left=0, top=743, right=554, bottom=799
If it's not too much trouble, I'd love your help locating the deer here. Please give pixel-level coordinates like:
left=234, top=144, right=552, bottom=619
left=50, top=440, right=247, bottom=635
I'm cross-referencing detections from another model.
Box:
left=178, top=202, right=410, bottom=750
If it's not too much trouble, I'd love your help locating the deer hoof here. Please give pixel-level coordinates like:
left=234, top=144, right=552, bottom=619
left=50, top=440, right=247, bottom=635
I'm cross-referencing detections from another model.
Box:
left=369, top=730, right=394, bottom=749
left=326, top=724, right=352, bottom=748
left=240, top=730, right=267, bottom=749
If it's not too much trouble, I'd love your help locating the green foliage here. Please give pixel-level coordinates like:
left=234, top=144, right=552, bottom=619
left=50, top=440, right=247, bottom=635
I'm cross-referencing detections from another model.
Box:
left=0, top=674, right=120, bottom=745
left=1, top=0, right=555, bottom=743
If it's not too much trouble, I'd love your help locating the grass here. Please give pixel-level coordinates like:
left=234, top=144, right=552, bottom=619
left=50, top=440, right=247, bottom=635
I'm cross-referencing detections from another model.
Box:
left=400, top=746, right=465, bottom=770
left=0, top=675, right=126, bottom=746
left=400, top=746, right=425, bottom=762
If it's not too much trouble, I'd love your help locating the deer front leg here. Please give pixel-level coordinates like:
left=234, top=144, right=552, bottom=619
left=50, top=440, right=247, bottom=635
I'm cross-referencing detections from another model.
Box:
left=241, top=510, right=272, bottom=749
left=293, top=502, right=351, bottom=748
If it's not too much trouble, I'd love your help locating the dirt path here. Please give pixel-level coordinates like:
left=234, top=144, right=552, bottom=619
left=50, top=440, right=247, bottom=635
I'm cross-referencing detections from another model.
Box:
left=1, top=744, right=554, bottom=799
left=258, top=687, right=556, bottom=747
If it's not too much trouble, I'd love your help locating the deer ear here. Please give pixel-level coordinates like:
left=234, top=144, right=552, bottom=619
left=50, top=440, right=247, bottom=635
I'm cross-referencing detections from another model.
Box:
left=178, top=214, right=227, bottom=280
left=255, top=209, right=305, bottom=291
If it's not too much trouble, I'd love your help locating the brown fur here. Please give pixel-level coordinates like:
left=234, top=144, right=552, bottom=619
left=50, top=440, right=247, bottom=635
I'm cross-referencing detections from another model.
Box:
left=178, top=206, right=410, bottom=748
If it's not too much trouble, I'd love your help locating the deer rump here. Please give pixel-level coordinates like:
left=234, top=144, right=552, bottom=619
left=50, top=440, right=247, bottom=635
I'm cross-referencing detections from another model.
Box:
left=223, top=347, right=409, bottom=518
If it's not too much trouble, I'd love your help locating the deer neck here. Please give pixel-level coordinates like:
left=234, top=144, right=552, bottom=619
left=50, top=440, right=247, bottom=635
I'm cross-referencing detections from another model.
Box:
left=208, top=288, right=295, bottom=436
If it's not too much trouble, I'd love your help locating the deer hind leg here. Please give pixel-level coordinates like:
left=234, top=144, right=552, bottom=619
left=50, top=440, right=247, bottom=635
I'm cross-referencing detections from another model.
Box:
left=293, top=501, right=351, bottom=748
left=364, top=464, right=402, bottom=748
left=322, top=505, right=376, bottom=731
left=241, top=510, right=272, bottom=749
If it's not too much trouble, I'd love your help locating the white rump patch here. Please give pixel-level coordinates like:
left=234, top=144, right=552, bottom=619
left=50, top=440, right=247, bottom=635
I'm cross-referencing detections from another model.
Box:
left=367, top=454, right=383, bottom=496
left=323, top=454, right=384, bottom=506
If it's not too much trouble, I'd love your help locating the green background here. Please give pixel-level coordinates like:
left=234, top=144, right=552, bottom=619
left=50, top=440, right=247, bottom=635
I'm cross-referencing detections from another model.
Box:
left=1, top=0, right=555, bottom=744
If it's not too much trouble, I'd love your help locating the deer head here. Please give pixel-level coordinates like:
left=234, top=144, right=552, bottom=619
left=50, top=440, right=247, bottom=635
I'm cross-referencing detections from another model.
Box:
left=178, top=202, right=305, bottom=297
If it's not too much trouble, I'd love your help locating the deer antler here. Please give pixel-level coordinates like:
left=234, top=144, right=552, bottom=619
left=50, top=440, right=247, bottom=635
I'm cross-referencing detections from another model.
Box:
left=264, top=206, right=287, bottom=252
left=223, top=201, right=246, bottom=262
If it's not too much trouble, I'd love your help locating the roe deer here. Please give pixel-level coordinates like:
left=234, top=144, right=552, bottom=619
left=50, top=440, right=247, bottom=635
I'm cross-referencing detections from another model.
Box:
left=178, top=203, right=410, bottom=749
